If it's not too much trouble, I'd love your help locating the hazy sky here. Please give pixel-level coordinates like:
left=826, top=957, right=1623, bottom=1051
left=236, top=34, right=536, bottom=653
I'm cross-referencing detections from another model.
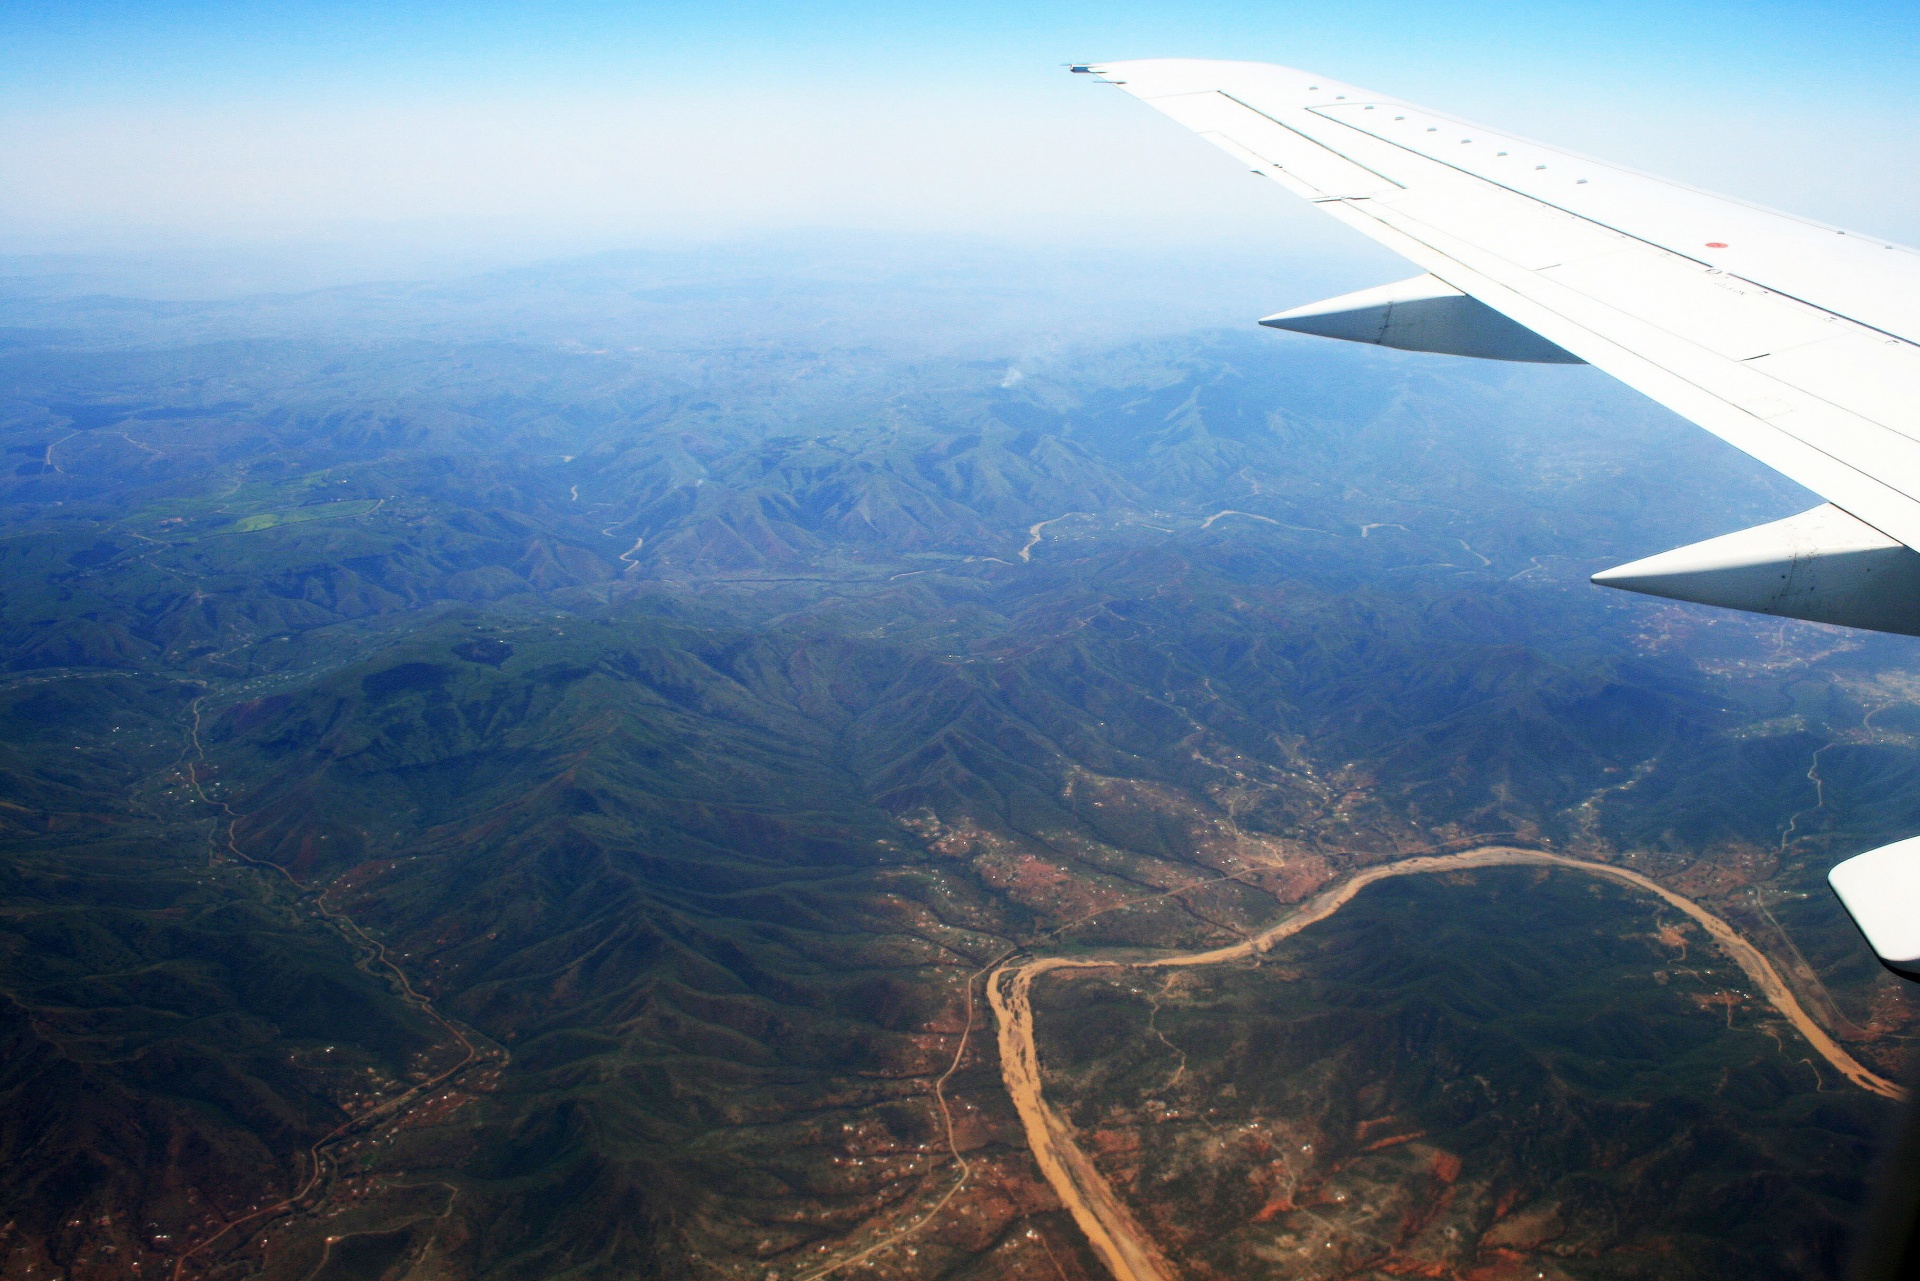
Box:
left=4, top=1, right=1917, bottom=275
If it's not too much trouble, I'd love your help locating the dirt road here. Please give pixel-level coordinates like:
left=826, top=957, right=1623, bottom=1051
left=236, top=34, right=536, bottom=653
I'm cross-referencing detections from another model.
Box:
left=989, top=845, right=1903, bottom=1281
left=171, top=698, right=500, bottom=1279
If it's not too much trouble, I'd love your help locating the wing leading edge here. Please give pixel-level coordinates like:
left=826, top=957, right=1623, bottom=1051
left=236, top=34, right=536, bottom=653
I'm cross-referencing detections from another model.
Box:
left=1079, top=60, right=1920, bottom=985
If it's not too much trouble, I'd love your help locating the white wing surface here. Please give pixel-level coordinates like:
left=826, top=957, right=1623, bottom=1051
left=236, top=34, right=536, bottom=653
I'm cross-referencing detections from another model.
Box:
left=1080, top=59, right=1920, bottom=556
left=1083, top=58, right=1920, bottom=981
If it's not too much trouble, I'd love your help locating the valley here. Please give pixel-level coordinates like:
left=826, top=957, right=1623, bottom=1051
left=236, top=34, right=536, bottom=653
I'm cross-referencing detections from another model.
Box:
left=996, top=847, right=1902, bottom=1281
left=2, top=247, right=1918, bottom=1281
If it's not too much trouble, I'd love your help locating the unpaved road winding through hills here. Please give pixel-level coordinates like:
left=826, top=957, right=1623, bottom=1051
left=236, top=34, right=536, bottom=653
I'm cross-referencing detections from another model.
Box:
left=988, top=846, right=1904, bottom=1281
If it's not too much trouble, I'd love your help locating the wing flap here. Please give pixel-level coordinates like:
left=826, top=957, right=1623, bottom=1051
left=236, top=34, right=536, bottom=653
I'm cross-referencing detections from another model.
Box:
left=1748, top=335, right=1920, bottom=443
left=1146, top=91, right=1400, bottom=198
left=1537, top=251, right=1838, bottom=363
left=1350, top=193, right=1920, bottom=549
left=1309, top=98, right=1920, bottom=347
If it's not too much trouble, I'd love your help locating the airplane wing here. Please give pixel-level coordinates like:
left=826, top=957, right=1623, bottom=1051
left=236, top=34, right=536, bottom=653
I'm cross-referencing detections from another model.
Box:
left=1078, top=58, right=1920, bottom=640
left=1077, top=59, right=1920, bottom=982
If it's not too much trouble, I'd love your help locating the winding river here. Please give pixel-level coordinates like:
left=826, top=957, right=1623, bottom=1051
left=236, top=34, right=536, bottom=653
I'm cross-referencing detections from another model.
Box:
left=988, top=846, right=1905, bottom=1281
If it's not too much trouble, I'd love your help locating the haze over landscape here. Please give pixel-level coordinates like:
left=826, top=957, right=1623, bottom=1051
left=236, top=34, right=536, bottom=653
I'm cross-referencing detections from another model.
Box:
left=5, top=3, right=1920, bottom=1281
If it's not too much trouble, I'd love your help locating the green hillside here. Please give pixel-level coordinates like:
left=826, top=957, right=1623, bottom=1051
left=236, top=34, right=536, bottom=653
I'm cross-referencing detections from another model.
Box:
left=1, top=249, right=1916, bottom=1280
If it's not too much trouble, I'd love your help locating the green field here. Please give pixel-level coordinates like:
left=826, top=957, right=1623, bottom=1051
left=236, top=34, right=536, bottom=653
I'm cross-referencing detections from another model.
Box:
left=225, top=498, right=380, bottom=534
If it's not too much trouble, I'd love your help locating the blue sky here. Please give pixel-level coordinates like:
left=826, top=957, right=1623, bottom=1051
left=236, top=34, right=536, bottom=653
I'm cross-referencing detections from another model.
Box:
left=6, top=0, right=1916, bottom=103
left=4, top=1, right=1917, bottom=276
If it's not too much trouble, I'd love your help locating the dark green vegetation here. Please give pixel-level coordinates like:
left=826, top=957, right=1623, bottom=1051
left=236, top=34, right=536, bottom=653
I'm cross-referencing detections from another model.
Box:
left=1, top=242, right=1917, bottom=1281
left=1033, top=868, right=1896, bottom=1280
